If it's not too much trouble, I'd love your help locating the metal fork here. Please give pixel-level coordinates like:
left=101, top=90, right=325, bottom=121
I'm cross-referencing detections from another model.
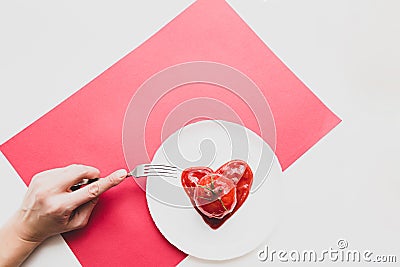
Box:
left=126, top=164, right=178, bottom=178
left=71, top=164, right=177, bottom=191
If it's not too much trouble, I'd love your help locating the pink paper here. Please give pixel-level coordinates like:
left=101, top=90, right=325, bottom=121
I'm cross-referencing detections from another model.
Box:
left=0, top=0, right=340, bottom=266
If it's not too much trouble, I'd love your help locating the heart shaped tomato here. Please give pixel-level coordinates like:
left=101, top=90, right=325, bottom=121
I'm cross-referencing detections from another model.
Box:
left=181, top=160, right=253, bottom=229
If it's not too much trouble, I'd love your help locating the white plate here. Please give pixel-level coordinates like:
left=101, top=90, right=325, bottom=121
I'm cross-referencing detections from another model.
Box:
left=146, top=120, right=283, bottom=260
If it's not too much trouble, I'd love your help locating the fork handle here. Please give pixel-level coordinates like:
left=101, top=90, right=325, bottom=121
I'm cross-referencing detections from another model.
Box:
left=70, top=173, right=133, bottom=191
left=70, top=178, right=99, bottom=191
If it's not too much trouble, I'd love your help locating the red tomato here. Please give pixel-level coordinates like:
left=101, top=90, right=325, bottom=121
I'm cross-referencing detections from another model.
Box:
left=194, top=174, right=237, bottom=219
left=181, top=160, right=253, bottom=229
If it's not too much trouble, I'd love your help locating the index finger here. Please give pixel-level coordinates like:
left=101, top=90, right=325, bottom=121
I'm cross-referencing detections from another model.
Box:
left=66, top=169, right=127, bottom=209
left=57, top=164, right=100, bottom=187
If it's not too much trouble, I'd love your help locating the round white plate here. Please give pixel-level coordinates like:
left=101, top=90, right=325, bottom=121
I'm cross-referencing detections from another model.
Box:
left=146, top=120, right=283, bottom=260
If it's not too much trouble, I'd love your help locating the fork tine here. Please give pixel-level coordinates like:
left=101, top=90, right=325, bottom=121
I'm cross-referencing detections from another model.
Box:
left=145, top=171, right=177, bottom=178
left=143, top=169, right=177, bottom=173
left=144, top=167, right=176, bottom=170
left=145, top=169, right=177, bottom=173
left=145, top=174, right=177, bottom=178
left=145, top=164, right=176, bottom=167
left=143, top=168, right=177, bottom=173
left=144, top=164, right=177, bottom=167
left=144, top=164, right=177, bottom=170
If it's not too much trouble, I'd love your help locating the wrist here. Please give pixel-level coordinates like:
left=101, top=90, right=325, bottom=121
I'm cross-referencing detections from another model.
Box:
left=11, top=210, right=48, bottom=243
left=0, top=215, right=41, bottom=267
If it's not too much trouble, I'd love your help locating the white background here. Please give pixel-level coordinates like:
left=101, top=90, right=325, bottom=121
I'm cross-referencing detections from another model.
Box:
left=1, top=0, right=399, bottom=266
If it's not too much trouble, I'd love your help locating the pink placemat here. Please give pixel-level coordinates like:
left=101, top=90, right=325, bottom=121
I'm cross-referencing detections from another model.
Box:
left=0, top=0, right=340, bottom=266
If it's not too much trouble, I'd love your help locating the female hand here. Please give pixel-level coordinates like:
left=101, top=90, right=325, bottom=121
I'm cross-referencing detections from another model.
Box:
left=0, top=164, right=127, bottom=267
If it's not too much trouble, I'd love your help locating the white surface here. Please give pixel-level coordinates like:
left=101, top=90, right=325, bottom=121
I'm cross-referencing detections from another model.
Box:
left=147, top=120, right=283, bottom=260
left=0, top=0, right=399, bottom=266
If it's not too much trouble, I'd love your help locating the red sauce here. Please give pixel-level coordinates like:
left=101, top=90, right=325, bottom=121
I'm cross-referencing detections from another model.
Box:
left=181, top=160, right=253, bottom=229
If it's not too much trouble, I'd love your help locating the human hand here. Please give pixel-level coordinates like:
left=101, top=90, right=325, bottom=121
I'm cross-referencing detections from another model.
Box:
left=0, top=164, right=127, bottom=266
left=10, top=164, right=127, bottom=243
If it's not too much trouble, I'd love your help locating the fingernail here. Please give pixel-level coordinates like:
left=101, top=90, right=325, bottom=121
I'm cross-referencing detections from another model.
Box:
left=116, top=169, right=128, bottom=179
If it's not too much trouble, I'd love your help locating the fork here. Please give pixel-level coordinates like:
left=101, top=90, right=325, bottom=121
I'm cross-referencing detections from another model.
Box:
left=127, top=164, right=178, bottom=178
left=70, top=164, right=178, bottom=191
